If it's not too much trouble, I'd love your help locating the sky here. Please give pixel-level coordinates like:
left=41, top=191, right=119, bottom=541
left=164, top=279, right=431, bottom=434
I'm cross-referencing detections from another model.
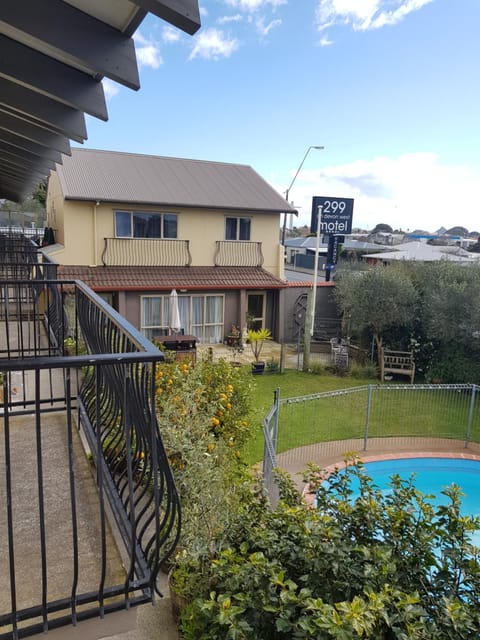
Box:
left=81, top=0, right=480, bottom=234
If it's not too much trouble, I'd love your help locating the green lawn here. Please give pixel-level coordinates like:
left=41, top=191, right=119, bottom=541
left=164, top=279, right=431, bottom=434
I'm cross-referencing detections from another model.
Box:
left=243, top=372, right=480, bottom=465
left=243, top=370, right=375, bottom=464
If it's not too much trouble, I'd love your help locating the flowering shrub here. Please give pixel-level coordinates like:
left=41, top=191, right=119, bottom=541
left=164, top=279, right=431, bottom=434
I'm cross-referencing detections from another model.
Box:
left=155, top=356, right=255, bottom=569
left=155, top=357, right=253, bottom=456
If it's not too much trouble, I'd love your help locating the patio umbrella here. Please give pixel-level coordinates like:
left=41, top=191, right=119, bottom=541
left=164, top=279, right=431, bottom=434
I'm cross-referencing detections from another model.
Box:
left=169, top=289, right=181, bottom=335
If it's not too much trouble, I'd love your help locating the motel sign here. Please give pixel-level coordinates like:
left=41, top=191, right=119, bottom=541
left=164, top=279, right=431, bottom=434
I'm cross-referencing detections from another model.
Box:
left=311, top=196, right=354, bottom=235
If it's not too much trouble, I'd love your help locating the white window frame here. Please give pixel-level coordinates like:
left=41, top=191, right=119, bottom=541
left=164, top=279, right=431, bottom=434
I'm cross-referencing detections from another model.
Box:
left=115, top=210, right=178, bottom=239
left=225, top=216, right=251, bottom=241
left=247, top=291, right=266, bottom=329
left=140, top=294, right=224, bottom=344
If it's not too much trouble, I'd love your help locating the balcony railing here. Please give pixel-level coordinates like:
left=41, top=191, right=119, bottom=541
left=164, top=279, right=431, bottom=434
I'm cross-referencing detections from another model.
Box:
left=0, top=234, right=57, bottom=281
left=0, top=234, right=180, bottom=639
left=102, top=238, right=191, bottom=266
left=214, top=241, right=264, bottom=267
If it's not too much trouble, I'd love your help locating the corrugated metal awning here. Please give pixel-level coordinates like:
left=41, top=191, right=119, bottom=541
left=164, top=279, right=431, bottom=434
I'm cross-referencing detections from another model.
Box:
left=0, top=0, right=200, bottom=202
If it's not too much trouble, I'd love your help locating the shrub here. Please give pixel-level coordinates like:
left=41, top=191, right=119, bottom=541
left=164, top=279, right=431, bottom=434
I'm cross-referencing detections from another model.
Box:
left=156, top=356, right=255, bottom=596
left=156, top=356, right=254, bottom=450
left=350, top=362, right=378, bottom=379
left=179, top=458, right=480, bottom=639
left=308, top=362, right=326, bottom=375
left=266, top=358, right=280, bottom=373
left=425, top=343, right=480, bottom=384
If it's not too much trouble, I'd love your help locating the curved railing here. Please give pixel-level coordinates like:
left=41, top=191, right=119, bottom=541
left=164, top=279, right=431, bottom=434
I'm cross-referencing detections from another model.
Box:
left=74, top=282, right=181, bottom=584
left=0, top=265, right=180, bottom=637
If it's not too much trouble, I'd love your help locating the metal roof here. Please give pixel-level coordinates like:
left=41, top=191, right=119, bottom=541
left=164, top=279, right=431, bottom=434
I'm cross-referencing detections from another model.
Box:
left=0, top=0, right=201, bottom=202
left=364, top=241, right=480, bottom=263
left=58, top=265, right=288, bottom=291
left=55, top=148, right=297, bottom=214
left=284, top=236, right=381, bottom=251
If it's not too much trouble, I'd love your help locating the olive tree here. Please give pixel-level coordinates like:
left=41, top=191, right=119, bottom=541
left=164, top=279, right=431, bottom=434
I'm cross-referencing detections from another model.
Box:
left=406, top=261, right=480, bottom=382
left=333, top=265, right=418, bottom=365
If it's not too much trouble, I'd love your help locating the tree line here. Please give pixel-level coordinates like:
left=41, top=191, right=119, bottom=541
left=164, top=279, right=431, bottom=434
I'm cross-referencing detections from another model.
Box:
left=333, top=261, right=480, bottom=383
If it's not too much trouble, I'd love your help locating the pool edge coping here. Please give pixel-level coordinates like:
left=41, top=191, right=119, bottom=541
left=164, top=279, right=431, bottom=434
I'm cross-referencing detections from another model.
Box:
left=302, top=451, right=480, bottom=505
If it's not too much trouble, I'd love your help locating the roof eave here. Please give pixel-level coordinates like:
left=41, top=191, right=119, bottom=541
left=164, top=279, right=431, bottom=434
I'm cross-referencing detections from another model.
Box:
left=63, top=196, right=296, bottom=215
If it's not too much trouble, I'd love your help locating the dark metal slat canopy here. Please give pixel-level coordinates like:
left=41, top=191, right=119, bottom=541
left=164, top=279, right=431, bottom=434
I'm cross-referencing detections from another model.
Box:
left=0, top=0, right=201, bottom=202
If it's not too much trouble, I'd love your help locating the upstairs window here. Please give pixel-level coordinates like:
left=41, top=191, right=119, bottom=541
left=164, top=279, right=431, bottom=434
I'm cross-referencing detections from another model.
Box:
left=225, top=216, right=251, bottom=241
left=115, top=211, right=177, bottom=239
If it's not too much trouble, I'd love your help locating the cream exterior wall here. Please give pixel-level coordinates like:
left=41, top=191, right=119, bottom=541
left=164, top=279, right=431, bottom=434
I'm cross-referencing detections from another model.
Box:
left=45, top=172, right=65, bottom=251
left=47, top=194, right=284, bottom=277
left=180, top=207, right=282, bottom=277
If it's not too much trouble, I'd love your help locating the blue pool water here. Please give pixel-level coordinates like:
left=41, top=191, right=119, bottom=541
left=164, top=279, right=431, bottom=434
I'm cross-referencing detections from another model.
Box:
left=350, top=457, right=480, bottom=518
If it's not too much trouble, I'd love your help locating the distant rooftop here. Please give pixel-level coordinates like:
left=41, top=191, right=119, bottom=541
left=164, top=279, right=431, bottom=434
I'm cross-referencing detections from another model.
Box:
left=285, top=237, right=381, bottom=251
left=365, top=241, right=480, bottom=263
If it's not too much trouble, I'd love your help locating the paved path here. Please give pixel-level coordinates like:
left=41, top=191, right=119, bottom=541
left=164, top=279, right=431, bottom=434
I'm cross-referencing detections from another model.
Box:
left=102, top=573, right=179, bottom=640
left=196, top=340, right=330, bottom=370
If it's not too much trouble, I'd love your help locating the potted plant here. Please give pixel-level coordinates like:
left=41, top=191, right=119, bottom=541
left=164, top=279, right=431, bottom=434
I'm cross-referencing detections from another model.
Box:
left=247, top=328, right=272, bottom=374
left=225, top=324, right=243, bottom=349
left=224, top=325, right=243, bottom=367
left=63, top=336, right=77, bottom=355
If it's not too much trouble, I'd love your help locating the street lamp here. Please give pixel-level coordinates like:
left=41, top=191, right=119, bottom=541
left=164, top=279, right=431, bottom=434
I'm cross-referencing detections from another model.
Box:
left=282, top=145, right=324, bottom=245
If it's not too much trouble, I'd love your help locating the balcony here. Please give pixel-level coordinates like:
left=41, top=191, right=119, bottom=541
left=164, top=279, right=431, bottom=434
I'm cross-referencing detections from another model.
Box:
left=102, top=238, right=191, bottom=266
left=214, top=241, right=264, bottom=267
left=0, top=234, right=180, bottom=639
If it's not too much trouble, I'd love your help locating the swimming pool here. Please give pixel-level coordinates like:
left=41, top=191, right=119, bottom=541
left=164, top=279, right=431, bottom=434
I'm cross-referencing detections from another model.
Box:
left=346, top=457, right=480, bottom=518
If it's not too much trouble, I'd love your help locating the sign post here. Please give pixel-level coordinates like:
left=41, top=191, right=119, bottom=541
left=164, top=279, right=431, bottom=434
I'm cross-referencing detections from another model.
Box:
left=305, top=195, right=354, bottom=366
left=310, top=206, right=322, bottom=336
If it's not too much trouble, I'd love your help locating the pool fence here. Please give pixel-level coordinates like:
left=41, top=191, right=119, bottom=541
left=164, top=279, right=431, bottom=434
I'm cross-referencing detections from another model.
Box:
left=263, top=384, right=480, bottom=505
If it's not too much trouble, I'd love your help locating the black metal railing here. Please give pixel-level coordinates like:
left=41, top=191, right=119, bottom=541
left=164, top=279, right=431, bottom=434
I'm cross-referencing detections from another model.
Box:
left=0, top=233, right=44, bottom=280
left=0, top=242, right=180, bottom=639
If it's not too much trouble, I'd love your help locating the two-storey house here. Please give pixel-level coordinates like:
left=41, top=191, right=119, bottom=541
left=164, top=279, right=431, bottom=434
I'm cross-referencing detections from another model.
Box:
left=45, top=148, right=296, bottom=344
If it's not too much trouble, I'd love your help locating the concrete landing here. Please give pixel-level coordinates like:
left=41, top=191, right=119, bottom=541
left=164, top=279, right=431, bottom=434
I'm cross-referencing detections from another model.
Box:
left=0, top=408, right=126, bottom=637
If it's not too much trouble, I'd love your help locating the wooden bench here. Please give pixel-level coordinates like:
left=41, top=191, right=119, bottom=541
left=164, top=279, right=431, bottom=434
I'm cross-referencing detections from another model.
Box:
left=381, top=349, right=415, bottom=383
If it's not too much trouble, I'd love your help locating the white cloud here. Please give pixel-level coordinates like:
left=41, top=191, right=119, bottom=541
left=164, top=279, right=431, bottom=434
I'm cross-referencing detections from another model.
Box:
left=162, top=26, right=182, bottom=43
left=315, top=0, right=435, bottom=33
left=319, top=35, right=334, bottom=47
left=189, top=28, right=240, bottom=60
left=218, top=14, right=244, bottom=24
left=275, top=153, right=480, bottom=233
left=102, top=78, right=120, bottom=100
left=133, top=32, right=163, bottom=69
left=225, top=0, right=286, bottom=10
left=255, top=17, right=282, bottom=36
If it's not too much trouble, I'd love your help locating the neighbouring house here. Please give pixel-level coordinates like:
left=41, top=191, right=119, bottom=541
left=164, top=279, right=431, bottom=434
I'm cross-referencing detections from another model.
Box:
left=284, top=236, right=383, bottom=270
left=364, top=241, right=480, bottom=265
left=366, top=230, right=405, bottom=245
left=45, top=148, right=296, bottom=344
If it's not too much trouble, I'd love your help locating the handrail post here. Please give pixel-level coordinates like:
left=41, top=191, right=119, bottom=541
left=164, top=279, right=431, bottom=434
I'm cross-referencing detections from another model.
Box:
left=363, top=384, right=373, bottom=451
left=272, top=387, right=280, bottom=452
left=465, top=384, right=477, bottom=448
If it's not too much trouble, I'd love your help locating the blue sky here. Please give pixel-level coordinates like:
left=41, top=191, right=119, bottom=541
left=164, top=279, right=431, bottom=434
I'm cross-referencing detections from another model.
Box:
left=82, top=0, right=480, bottom=233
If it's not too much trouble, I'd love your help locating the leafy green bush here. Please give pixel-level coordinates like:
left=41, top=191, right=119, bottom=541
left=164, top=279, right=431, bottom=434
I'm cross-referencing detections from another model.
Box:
left=156, top=357, right=255, bottom=594
left=425, top=343, right=480, bottom=384
left=308, top=362, right=326, bottom=375
left=349, top=362, right=378, bottom=379
left=179, top=459, right=480, bottom=639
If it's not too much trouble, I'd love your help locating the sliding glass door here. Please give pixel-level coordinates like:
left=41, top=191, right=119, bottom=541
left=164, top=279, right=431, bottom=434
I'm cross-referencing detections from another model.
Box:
left=141, top=294, right=224, bottom=343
